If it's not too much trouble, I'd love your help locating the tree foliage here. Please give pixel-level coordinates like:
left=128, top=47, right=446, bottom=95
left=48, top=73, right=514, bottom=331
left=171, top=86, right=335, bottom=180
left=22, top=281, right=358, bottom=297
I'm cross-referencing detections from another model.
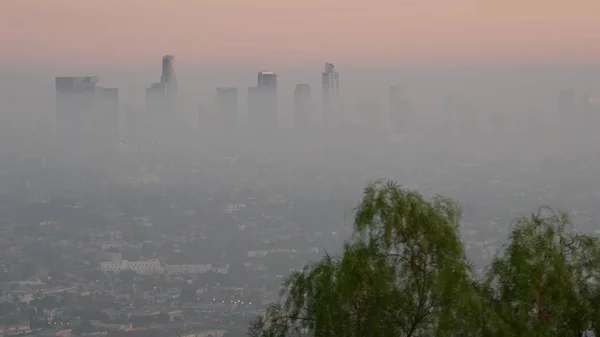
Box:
left=483, top=207, right=600, bottom=336
left=249, top=181, right=600, bottom=337
left=249, top=180, right=473, bottom=337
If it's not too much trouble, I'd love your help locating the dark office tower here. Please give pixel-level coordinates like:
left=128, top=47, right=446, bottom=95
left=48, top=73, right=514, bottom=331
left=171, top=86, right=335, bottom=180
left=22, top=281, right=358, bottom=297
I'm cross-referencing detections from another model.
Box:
left=389, top=85, right=411, bottom=134
left=102, top=88, right=119, bottom=145
left=55, top=76, right=102, bottom=150
left=322, top=62, right=340, bottom=128
left=558, top=89, right=575, bottom=114
left=216, top=87, right=239, bottom=129
left=152, top=55, right=178, bottom=128
left=257, top=71, right=277, bottom=90
left=294, top=84, right=312, bottom=130
left=161, top=55, right=178, bottom=97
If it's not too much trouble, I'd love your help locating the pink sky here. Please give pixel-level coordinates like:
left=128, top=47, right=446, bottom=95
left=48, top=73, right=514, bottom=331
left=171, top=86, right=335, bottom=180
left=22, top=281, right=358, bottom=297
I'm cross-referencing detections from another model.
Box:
left=1, top=0, right=599, bottom=67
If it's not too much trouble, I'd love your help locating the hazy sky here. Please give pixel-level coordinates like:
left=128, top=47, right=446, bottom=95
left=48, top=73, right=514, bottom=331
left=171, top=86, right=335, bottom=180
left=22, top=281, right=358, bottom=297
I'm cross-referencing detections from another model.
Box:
left=1, top=0, right=599, bottom=68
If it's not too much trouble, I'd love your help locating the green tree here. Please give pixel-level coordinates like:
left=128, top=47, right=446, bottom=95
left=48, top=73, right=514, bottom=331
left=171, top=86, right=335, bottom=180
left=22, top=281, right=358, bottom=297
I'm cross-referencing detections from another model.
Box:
left=483, top=207, right=600, bottom=336
left=249, top=180, right=475, bottom=337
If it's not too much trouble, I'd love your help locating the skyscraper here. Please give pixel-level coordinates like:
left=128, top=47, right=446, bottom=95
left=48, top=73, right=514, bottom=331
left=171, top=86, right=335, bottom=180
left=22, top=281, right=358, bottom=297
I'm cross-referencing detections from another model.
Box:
left=322, top=62, right=340, bottom=128
left=146, top=55, right=178, bottom=116
left=248, top=71, right=278, bottom=129
left=161, top=55, right=178, bottom=98
left=258, top=71, right=277, bottom=90
left=294, top=84, right=312, bottom=130
left=216, top=87, right=239, bottom=129
left=55, top=76, right=103, bottom=149
left=144, top=55, right=179, bottom=144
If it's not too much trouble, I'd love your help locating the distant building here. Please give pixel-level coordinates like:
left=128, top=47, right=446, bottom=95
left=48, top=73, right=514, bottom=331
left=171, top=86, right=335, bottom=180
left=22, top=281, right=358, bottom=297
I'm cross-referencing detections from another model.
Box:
left=166, top=264, right=213, bottom=275
left=322, top=63, right=340, bottom=128
left=212, top=264, right=229, bottom=274
left=142, top=55, right=179, bottom=144
left=2, top=322, right=31, bottom=336
left=161, top=55, right=178, bottom=99
left=216, top=87, right=239, bottom=129
left=294, top=84, right=312, bottom=130
left=258, top=71, right=277, bottom=90
left=258, top=71, right=278, bottom=129
left=248, top=71, right=278, bottom=129
left=247, top=250, right=269, bottom=258
left=55, top=76, right=117, bottom=150
left=100, top=259, right=163, bottom=274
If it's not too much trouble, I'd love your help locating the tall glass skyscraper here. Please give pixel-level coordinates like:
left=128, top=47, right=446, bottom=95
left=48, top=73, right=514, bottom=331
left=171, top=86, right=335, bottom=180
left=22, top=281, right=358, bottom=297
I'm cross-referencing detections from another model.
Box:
left=161, top=55, right=178, bottom=97
left=322, top=62, right=339, bottom=128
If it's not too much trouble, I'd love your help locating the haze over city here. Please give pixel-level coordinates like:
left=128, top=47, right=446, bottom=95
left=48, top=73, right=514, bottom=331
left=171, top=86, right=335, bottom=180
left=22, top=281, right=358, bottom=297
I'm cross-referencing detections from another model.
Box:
left=2, top=0, right=600, bottom=66
left=1, top=1, right=600, bottom=337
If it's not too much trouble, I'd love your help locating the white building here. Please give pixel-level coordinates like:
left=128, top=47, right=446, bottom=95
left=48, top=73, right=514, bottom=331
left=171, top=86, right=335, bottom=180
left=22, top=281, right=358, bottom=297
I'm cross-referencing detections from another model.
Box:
left=269, top=249, right=297, bottom=254
left=99, top=261, right=122, bottom=273
left=212, top=264, right=229, bottom=274
left=247, top=250, right=268, bottom=258
left=99, top=259, right=163, bottom=274
left=99, top=241, right=124, bottom=250
left=165, top=264, right=213, bottom=275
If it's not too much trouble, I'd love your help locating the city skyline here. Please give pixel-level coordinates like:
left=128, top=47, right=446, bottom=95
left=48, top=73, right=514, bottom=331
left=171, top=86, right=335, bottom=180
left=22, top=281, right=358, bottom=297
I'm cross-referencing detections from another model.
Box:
left=1, top=0, right=600, bottom=68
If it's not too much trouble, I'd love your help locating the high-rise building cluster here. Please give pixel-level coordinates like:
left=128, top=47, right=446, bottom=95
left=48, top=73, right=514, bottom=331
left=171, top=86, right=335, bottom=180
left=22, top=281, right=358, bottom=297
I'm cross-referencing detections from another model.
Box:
left=54, top=56, right=422, bottom=152
left=212, top=63, right=341, bottom=131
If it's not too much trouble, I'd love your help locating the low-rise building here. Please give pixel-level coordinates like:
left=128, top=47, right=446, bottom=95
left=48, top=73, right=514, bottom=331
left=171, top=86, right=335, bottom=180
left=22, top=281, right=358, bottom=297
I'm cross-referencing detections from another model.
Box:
left=99, top=259, right=163, bottom=274
left=247, top=250, right=268, bottom=258
left=165, top=264, right=213, bottom=275
left=212, top=264, right=229, bottom=274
